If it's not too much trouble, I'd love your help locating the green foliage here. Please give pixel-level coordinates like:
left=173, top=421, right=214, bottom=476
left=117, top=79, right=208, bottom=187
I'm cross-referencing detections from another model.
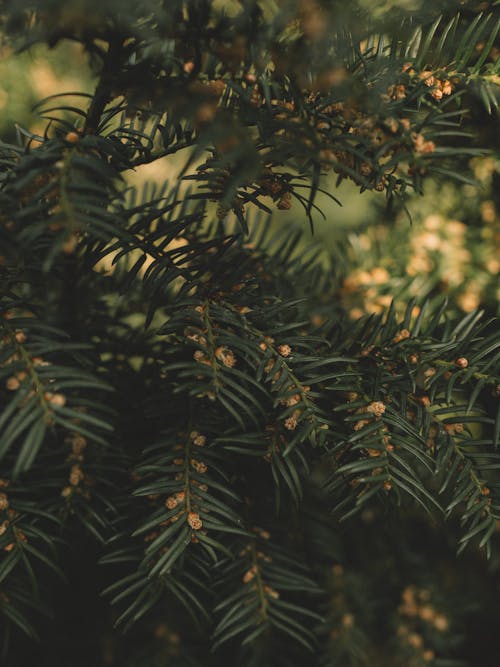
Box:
left=0, top=1, right=499, bottom=665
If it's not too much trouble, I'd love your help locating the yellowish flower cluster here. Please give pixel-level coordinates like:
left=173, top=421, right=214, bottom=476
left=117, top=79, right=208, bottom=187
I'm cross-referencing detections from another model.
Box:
left=187, top=511, right=203, bottom=530
left=0, top=480, right=27, bottom=552
left=416, top=69, right=454, bottom=100
left=353, top=401, right=386, bottom=431
left=146, top=431, right=213, bottom=548
left=165, top=491, right=186, bottom=510
left=2, top=326, right=70, bottom=427
left=242, top=564, right=257, bottom=583
left=284, top=414, right=300, bottom=431
left=341, top=265, right=395, bottom=319
left=340, top=176, right=498, bottom=318
left=407, top=215, right=470, bottom=287
left=214, top=346, right=237, bottom=368
left=61, top=434, right=89, bottom=499
left=395, top=585, right=450, bottom=663
left=191, top=458, right=208, bottom=474
left=190, top=431, right=206, bottom=447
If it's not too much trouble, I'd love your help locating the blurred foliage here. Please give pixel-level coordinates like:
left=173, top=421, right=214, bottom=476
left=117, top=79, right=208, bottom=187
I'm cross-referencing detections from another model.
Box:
left=329, top=155, right=500, bottom=319
left=0, top=40, right=94, bottom=140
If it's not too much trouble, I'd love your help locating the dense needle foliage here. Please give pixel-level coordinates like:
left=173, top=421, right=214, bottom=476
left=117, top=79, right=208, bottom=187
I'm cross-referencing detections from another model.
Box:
left=0, top=1, right=499, bottom=665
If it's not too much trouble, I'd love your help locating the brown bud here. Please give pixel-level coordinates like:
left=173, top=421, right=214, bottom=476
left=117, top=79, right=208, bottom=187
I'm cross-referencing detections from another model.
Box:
left=65, top=131, right=80, bottom=144
left=277, top=192, right=292, bottom=210
left=187, top=512, right=203, bottom=530
left=6, top=377, right=20, bottom=391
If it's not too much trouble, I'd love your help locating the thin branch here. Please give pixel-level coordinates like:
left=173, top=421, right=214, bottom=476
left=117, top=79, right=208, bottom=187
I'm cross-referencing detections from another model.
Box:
left=84, top=37, right=124, bottom=135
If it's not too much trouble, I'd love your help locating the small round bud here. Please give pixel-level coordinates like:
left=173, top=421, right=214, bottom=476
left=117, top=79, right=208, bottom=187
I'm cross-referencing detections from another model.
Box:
left=456, top=357, right=468, bottom=369
left=6, top=377, right=20, bottom=391
left=242, top=566, right=257, bottom=583
left=65, top=131, right=80, bottom=144
left=48, top=393, right=66, bottom=407
left=165, top=495, right=178, bottom=510
left=264, top=585, right=279, bottom=599
left=187, top=512, right=203, bottom=530
left=69, top=464, right=83, bottom=486
left=433, top=614, right=449, bottom=631
left=215, top=346, right=236, bottom=368
left=63, top=233, right=78, bottom=255
left=366, top=401, right=386, bottom=417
